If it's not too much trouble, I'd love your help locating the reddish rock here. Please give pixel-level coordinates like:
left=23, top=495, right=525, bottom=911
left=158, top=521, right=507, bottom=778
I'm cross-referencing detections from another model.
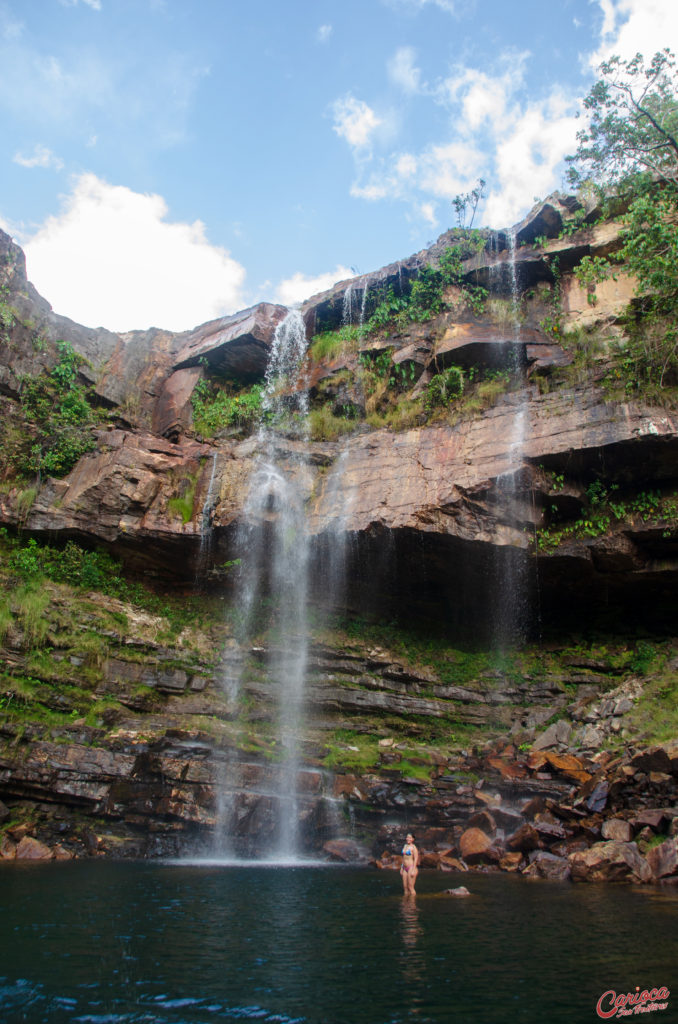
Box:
left=631, top=809, right=669, bottom=832
left=53, top=844, right=75, bottom=861
left=487, top=757, right=527, bottom=781
left=323, top=839, right=368, bottom=863
left=15, top=836, right=53, bottom=860
left=0, top=834, right=17, bottom=859
left=459, top=827, right=492, bottom=862
left=506, top=824, right=541, bottom=854
left=420, top=851, right=441, bottom=868
left=437, top=856, right=468, bottom=872
left=499, top=851, right=524, bottom=872
left=601, top=819, right=633, bottom=843
left=569, top=841, right=652, bottom=884
left=466, top=810, right=496, bottom=835
left=544, top=752, right=592, bottom=785
left=645, top=838, right=678, bottom=880
left=521, top=797, right=546, bottom=819
left=7, top=824, right=30, bottom=841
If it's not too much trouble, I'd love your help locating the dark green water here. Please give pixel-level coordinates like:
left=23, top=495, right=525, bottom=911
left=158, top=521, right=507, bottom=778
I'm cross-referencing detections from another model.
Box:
left=0, top=863, right=676, bottom=1024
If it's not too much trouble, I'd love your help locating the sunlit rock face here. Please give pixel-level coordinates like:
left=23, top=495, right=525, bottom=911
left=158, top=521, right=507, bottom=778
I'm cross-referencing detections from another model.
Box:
left=1, top=190, right=678, bottom=640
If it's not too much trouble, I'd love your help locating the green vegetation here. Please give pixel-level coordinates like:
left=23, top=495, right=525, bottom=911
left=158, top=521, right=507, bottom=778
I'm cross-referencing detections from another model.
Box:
left=13, top=339, right=102, bottom=479
left=567, top=49, right=678, bottom=391
left=308, top=325, right=362, bottom=362
left=0, top=529, right=219, bottom=634
left=191, top=378, right=264, bottom=439
left=535, top=479, right=678, bottom=551
left=308, top=405, right=358, bottom=441
left=167, top=468, right=200, bottom=524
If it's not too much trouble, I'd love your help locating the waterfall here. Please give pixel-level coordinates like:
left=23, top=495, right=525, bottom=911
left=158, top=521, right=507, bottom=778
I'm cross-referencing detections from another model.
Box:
left=224, top=309, right=312, bottom=860
left=194, top=452, right=219, bottom=588
left=359, top=279, right=368, bottom=326
left=495, top=229, right=529, bottom=644
left=342, top=283, right=354, bottom=327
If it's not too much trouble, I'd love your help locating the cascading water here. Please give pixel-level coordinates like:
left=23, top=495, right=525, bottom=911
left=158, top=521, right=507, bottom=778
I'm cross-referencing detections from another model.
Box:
left=194, top=451, right=219, bottom=588
left=342, top=283, right=354, bottom=327
left=220, top=309, right=312, bottom=860
left=495, top=228, right=529, bottom=644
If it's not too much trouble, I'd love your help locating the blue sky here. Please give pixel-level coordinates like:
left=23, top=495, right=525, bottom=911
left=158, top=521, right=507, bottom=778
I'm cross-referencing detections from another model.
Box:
left=0, top=0, right=676, bottom=332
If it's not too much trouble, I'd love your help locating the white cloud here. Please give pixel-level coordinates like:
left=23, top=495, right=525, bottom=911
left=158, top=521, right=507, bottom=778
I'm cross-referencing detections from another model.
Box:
left=275, top=265, right=354, bottom=306
left=441, top=59, right=528, bottom=134
left=22, top=173, right=246, bottom=332
left=388, top=47, right=423, bottom=94
left=589, top=0, right=678, bottom=66
left=13, top=144, right=64, bottom=170
left=484, top=90, right=579, bottom=225
left=317, top=23, right=332, bottom=43
left=332, top=95, right=382, bottom=151
left=58, top=0, right=102, bottom=10
left=417, top=202, right=437, bottom=228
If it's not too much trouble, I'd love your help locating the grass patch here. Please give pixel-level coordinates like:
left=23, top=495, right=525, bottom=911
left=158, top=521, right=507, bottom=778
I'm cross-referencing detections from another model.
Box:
left=308, top=406, right=358, bottom=441
left=309, top=325, right=362, bottom=363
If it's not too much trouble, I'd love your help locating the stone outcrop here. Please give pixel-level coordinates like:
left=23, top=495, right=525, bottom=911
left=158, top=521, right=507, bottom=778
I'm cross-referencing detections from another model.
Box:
left=1, top=192, right=678, bottom=870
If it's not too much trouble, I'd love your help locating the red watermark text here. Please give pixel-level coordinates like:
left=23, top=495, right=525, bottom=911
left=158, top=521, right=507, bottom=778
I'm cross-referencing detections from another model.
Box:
left=596, top=987, right=670, bottom=1019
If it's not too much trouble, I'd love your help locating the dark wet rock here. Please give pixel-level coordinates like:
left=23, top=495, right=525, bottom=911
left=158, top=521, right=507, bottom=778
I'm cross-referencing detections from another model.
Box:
left=506, top=823, right=541, bottom=854
left=523, top=850, right=571, bottom=881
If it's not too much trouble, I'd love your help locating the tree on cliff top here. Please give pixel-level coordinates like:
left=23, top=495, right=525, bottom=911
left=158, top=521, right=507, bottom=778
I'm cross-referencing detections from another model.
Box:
left=566, top=49, right=678, bottom=190
left=566, top=50, right=678, bottom=391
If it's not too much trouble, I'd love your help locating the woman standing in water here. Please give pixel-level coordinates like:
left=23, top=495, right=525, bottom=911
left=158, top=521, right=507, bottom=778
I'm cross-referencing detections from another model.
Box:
left=400, top=833, right=419, bottom=895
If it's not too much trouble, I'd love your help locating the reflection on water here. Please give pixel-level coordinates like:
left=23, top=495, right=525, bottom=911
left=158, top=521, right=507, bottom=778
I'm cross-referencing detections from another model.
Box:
left=398, top=895, right=427, bottom=1021
left=1, top=863, right=677, bottom=1024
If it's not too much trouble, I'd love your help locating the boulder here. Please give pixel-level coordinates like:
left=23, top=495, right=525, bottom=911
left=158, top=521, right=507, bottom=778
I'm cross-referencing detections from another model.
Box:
left=506, top=824, right=541, bottom=854
left=499, top=851, right=524, bottom=872
left=15, top=836, right=54, bottom=860
left=443, top=886, right=471, bottom=897
left=173, top=303, right=289, bottom=380
left=459, top=827, right=492, bottom=862
left=323, top=839, right=369, bottom=863
left=645, top=838, right=678, bottom=881
left=630, top=809, right=669, bottom=832
left=0, top=834, right=17, bottom=859
left=523, top=851, right=571, bottom=882
left=569, top=841, right=651, bottom=884
left=466, top=810, right=496, bottom=835
left=437, top=856, right=468, bottom=872
left=601, top=819, right=633, bottom=843
left=532, top=720, right=571, bottom=751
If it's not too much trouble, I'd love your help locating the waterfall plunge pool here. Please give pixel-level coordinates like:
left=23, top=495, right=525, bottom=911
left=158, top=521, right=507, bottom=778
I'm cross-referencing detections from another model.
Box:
left=1, top=863, right=677, bottom=1024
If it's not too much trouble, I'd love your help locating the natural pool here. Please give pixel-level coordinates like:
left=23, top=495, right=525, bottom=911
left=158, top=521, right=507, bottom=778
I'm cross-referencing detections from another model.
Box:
left=1, top=862, right=676, bottom=1024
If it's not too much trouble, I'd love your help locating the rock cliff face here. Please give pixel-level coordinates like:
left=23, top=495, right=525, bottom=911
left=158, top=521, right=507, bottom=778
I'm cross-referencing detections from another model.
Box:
left=1, top=194, right=678, bottom=877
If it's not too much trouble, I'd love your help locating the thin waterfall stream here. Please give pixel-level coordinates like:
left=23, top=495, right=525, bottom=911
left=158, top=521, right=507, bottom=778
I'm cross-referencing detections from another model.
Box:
left=215, top=309, right=312, bottom=861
